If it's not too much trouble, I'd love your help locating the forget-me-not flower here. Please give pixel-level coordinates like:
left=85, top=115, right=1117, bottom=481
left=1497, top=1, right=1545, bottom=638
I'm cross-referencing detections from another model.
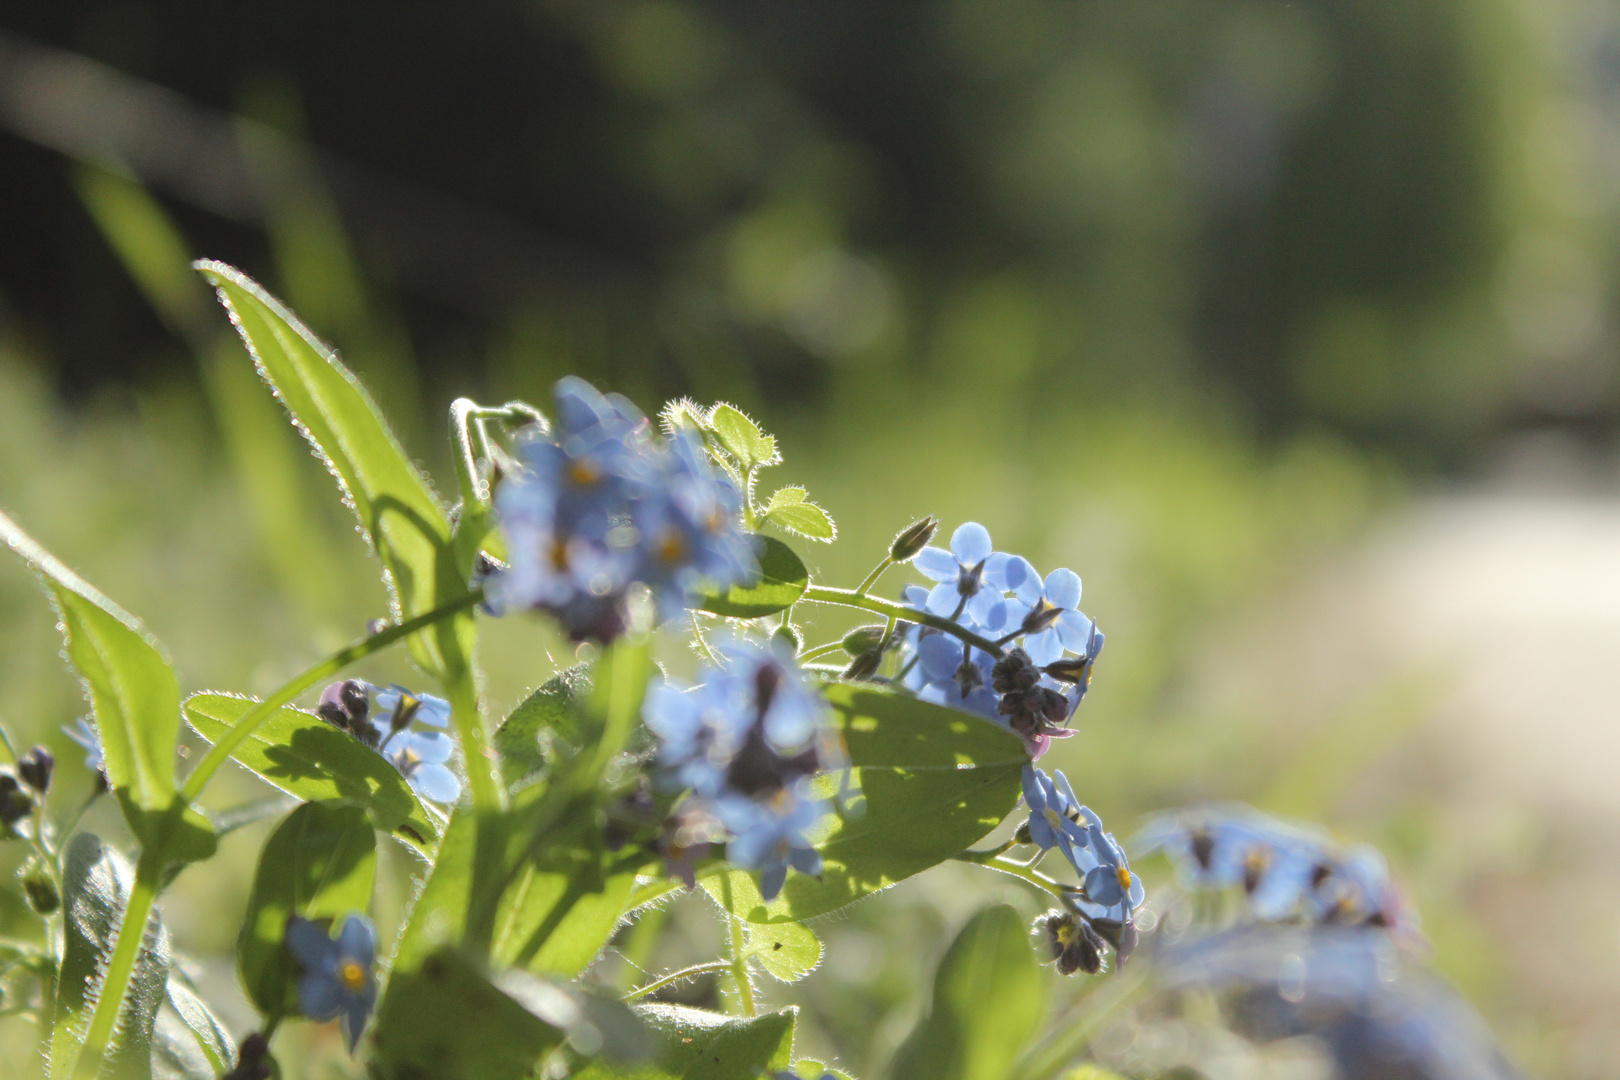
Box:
left=367, top=685, right=460, bottom=805
left=912, top=522, right=1005, bottom=624
left=1081, top=823, right=1146, bottom=917
left=284, top=914, right=377, bottom=1054
left=1021, top=765, right=1099, bottom=871
left=712, top=783, right=826, bottom=902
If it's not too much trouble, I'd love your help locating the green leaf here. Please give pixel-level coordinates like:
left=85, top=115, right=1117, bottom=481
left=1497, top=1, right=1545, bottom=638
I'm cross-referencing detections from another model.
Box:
left=183, top=692, right=441, bottom=851
left=706, top=685, right=1025, bottom=923
left=697, top=536, right=809, bottom=618
left=889, top=905, right=1044, bottom=1080
left=369, top=947, right=567, bottom=1080
left=51, top=833, right=171, bottom=1080
left=236, top=802, right=377, bottom=1019
left=576, top=1004, right=796, bottom=1080
left=791, top=1061, right=856, bottom=1080
left=742, top=920, right=822, bottom=983
left=493, top=663, right=592, bottom=789
left=708, top=404, right=778, bottom=468
left=764, top=486, right=806, bottom=509
left=0, top=510, right=214, bottom=862
left=164, top=969, right=236, bottom=1075
left=767, top=499, right=837, bottom=542
left=194, top=261, right=470, bottom=677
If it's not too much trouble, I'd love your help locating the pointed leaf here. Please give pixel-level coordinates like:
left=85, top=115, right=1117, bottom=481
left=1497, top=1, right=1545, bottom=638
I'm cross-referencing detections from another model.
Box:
left=51, top=833, right=171, bottom=1080
left=889, top=905, right=1044, bottom=1080
left=0, top=510, right=213, bottom=860
left=237, top=802, right=377, bottom=1019
left=183, top=692, right=441, bottom=851
left=697, top=536, right=808, bottom=618
left=764, top=486, right=806, bottom=509
left=163, top=970, right=236, bottom=1075
left=708, top=404, right=778, bottom=468
left=493, top=663, right=593, bottom=789
left=706, top=685, right=1024, bottom=922
left=194, top=261, right=470, bottom=677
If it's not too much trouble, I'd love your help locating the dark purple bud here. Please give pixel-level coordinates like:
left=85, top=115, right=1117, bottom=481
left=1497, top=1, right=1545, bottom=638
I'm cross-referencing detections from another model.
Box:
left=842, top=648, right=884, bottom=682
left=889, top=516, right=939, bottom=562
left=0, top=772, right=33, bottom=826
left=1090, top=916, right=1139, bottom=966
left=17, top=746, right=53, bottom=794
left=1038, top=910, right=1103, bottom=976
left=223, top=1032, right=275, bottom=1080
left=1040, top=657, right=1091, bottom=685
left=386, top=692, right=423, bottom=734
left=992, top=649, right=1040, bottom=694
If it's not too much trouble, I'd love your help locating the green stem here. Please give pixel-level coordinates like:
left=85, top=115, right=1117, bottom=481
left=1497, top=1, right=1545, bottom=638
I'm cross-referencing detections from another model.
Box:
left=180, top=589, right=485, bottom=803
left=689, top=612, right=720, bottom=665
left=798, top=584, right=1005, bottom=658
left=443, top=662, right=504, bottom=814
left=719, top=876, right=756, bottom=1017
left=852, top=555, right=895, bottom=599
left=449, top=398, right=487, bottom=509
left=953, top=850, right=1071, bottom=901
left=797, top=641, right=847, bottom=664
left=68, top=851, right=161, bottom=1079
left=624, top=960, right=735, bottom=1002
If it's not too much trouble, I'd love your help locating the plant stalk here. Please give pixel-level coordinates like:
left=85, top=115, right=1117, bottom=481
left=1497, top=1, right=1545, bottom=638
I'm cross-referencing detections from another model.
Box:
left=798, top=584, right=1005, bottom=658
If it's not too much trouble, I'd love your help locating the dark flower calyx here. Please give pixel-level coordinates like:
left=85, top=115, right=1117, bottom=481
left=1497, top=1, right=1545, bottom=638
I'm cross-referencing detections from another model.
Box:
left=1039, top=910, right=1104, bottom=976
left=1090, top=916, right=1139, bottom=965
left=1040, top=657, right=1092, bottom=684
left=317, top=680, right=377, bottom=748
left=992, top=649, right=1040, bottom=694
left=890, top=516, right=939, bottom=562
left=842, top=648, right=884, bottom=682
left=1019, top=601, right=1064, bottom=637
left=841, top=623, right=889, bottom=655
left=0, top=772, right=34, bottom=826
left=16, top=747, right=53, bottom=794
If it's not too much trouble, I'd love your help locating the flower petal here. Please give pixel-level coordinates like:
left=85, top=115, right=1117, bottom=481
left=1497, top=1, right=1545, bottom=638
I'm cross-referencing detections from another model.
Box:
left=950, top=522, right=993, bottom=565
left=409, top=764, right=462, bottom=805
left=336, top=915, right=377, bottom=968
left=1043, top=568, right=1082, bottom=611
left=759, top=862, right=788, bottom=902
left=987, top=554, right=1040, bottom=604
left=284, top=917, right=336, bottom=968
left=297, top=971, right=344, bottom=1022
left=406, top=731, right=454, bottom=765
left=1055, top=609, right=1095, bottom=654
left=912, top=546, right=960, bottom=582
left=925, top=582, right=960, bottom=618
left=918, top=634, right=965, bottom=683
left=1024, top=628, right=1062, bottom=667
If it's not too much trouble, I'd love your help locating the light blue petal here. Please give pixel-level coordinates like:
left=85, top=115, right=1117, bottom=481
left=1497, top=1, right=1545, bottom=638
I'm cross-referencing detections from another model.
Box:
left=284, top=918, right=336, bottom=968
left=1052, top=770, right=1078, bottom=812
left=918, top=634, right=964, bottom=683
left=987, top=554, right=1040, bottom=604
left=1055, top=610, right=1095, bottom=654
left=965, top=588, right=1001, bottom=627
left=1085, top=866, right=1124, bottom=906
left=336, top=915, right=377, bottom=968
left=406, top=731, right=454, bottom=765
left=925, top=582, right=960, bottom=618
left=1043, top=568, right=1082, bottom=610
left=1021, top=766, right=1047, bottom=813
left=902, top=584, right=931, bottom=608
left=759, top=862, right=788, bottom=902
left=788, top=846, right=822, bottom=876
left=950, top=522, right=993, bottom=565
left=1024, top=628, right=1062, bottom=667
left=342, top=990, right=375, bottom=1055
left=409, top=764, right=462, bottom=805
left=912, top=546, right=960, bottom=582
left=297, top=972, right=344, bottom=1022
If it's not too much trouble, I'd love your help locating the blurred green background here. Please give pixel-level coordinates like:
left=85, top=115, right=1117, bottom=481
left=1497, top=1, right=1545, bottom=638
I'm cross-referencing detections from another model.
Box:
left=3, top=1, right=1620, bottom=1077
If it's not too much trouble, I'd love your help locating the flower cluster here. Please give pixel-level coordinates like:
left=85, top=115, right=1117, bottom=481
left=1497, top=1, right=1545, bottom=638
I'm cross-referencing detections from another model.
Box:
left=485, top=377, right=759, bottom=642
left=895, top=522, right=1103, bottom=758
left=642, top=639, right=841, bottom=901
left=316, top=680, right=461, bottom=804
left=1137, top=804, right=1417, bottom=936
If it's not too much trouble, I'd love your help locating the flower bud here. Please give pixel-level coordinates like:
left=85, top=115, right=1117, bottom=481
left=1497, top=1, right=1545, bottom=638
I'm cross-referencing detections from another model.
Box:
left=841, top=623, right=888, bottom=656
left=1040, top=657, right=1090, bottom=684
left=889, top=516, right=939, bottom=562
left=20, top=858, right=58, bottom=914
left=0, top=771, right=33, bottom=829
left=1090, top=916, right=1139, bottom=966
left=773, top=623, right=803, bottom=655
left=842, top=648, right=884, bottom=682
left=17, top=746, right=53, bottom=794
left=223, top=1031, right=275, bottom=1080
left=1037, top=911, right=1103, bottom=976
left=1019, top=601, right=1063, bottom=637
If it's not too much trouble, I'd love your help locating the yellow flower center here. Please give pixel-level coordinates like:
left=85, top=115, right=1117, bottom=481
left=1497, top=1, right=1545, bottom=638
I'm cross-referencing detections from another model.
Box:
left=340, top=961, right=367, bottom=992
left=568, top=459, right=602, bottom=487
left=1054, top=923, right=1076, bottom=946
left=1044, top=808, right=1064, bottom=831
left=657, top=530, right=686, bottom=566
left=1116, top=867, right=1132, bottom=891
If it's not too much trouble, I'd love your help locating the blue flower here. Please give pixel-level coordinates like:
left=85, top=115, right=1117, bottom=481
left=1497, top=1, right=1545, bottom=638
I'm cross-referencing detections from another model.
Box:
left=284, top=914, right=377, bottom=1054
left=62, top=718, right=104, bottom=773
left=365, top=685, right=460, bottom=805
left=910, top=632, right=999, bottom=719
left=488, top=378, right=758, bottom=640
left=996, top=568, right=1095, bottom=667
left=911, top=522, right=1004, bottom=625
left=712, top=783, right=826, bottom=902
left=1081, top=824, right=1146, bottom=917
left=1021, top=765, right=1098, bottom=870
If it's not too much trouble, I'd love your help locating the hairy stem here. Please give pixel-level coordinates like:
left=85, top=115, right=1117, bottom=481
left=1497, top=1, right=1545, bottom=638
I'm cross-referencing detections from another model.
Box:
left=798, top=584, right=1005, bottom=658
left=953, top=849, right=1071, bottom=901
left=68, top=851, right=161, bottom=1080
left=852, top=555, right=895, bottom=599
left=624, top=960, right=735, bottom=1002
left=796, top=641, right=847, bottom=664
left=719, top=875, right=756, bottom=1017
left=181, top=589, right=485, bottom=803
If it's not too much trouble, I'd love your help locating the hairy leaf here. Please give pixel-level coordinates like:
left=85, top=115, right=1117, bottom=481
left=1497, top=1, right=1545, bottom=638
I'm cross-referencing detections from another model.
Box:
left=163, top=970, right=236, bottom=1075
left=493, top=663, right=592, bottom=789
left=195, top=261, right=472, bottom=678
left=708, top=404, right=778, bottom=468
left=0, top=511, right=214, bottom=861
left=237, top=802, right=377, bottom=1019
left=768, top=499, right=837, bottom=542
left=697, top=536, right=808, bottom=618
left=575, top=1004, right=795, bottom=1080
left=742, top=920, right=822, bottom=983
left=51, top=833, right=171, bottom=1080
left=183, top=693, right=440, bottom=851
left=889, top=905, right=1044, bottom=1080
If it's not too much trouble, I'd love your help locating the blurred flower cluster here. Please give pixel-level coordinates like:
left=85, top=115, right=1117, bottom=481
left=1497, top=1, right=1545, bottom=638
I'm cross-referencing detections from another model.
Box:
left=642, top=638, right=843, bottom=900
left=316, top=679, right=461, bottom=804
left=895, top=522, right=1102, bottom=757
left=486, top=377, right=759, bottom=641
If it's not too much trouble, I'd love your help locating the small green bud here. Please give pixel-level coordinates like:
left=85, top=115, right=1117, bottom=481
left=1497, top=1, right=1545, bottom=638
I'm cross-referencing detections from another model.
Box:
left=842, top=648, right=883, bottom=682
left=841, top=623, right=889, bottom=656
left=21, top=858, right=58, bottom=915
left=889, top=516, right=939, bottom=562
left=1013, top=820, right=1033, bottom=845
left=773, top=623, right=803, bottom=655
